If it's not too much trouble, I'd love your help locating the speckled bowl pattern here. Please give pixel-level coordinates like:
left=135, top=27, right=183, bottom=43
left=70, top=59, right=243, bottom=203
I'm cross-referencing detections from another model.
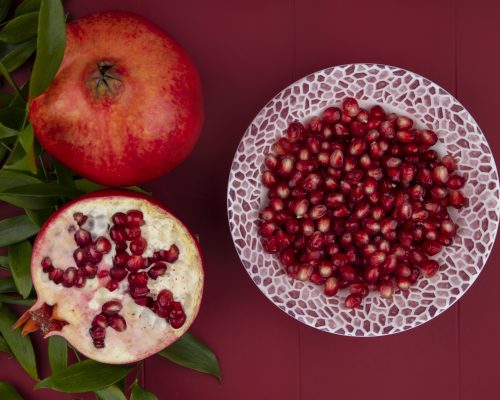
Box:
left=227, top=63, right=500, bottom=336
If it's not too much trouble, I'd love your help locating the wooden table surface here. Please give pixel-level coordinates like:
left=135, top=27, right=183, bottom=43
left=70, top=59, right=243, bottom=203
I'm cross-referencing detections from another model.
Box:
left=1, top=0, right=499, bottom=399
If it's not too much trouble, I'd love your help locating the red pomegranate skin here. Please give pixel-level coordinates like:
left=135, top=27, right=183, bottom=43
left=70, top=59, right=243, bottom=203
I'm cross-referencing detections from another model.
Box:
left=29, top=11, right=204, bottom=186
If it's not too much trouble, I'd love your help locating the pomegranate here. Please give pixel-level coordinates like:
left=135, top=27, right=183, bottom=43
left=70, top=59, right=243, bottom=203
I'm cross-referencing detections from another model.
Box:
left=15, top=190, right=204, bottom=364
left=259, top=97, right=468, bottom=308
left=29, top=11, right=203, bottom=187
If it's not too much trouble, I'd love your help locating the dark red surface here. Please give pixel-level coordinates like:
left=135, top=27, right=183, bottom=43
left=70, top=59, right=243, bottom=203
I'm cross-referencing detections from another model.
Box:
left=1, top=0, right=499, bottom=399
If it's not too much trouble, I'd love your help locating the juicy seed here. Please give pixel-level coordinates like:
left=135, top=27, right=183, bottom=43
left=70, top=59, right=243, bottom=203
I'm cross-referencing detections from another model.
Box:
left=89, top=326, right=106, bottom=340
left=126, top=210, right=144, bottom=227
left=112, top=212, right=128, bottom=226
left=113, top=252, right=129, bottom=267
left=73, top=248, right=88, bottom=266
left=75, top=271, right=87, bottom=288
left=148, top=262, right=168, bottom=279
left=102, top=300, right=122, bottom=316
left=73, top=212, right=88, bottom=226
left=106, top=280, right=119, bottom=292
left=93, top=339, right=105, bottom=349
left=126, top=255, right=146, bottom=271
left=109, top=226, right=126, bottom=243
left=62, top=267, right=78, bottom=287
left=95, top=237, right=112, bottom=253
left=124, top=226, right=141, bottom=241
left=108, top=315, right=127, bottom=332
left=129, top=285, right=150, bottom=298
left=41, top=257, right=53, bottom=272
left=128, top=272, right=149, bottom=287
left=161, top=244, right=180, bottom=263
left=74, top=229, right=92, bottom=247
left=345, top=294, right=362, bottom=308
left=92, top=314, right=108, bottom=328
left=110, top=266, right=128, bottom=281
left=130, top=237, right=147, bottom=256
left=48, top=268, right=63, bottom=283
left=157, top=289, right=174, bottom=308
left=82, top=262, right=98, bottom=278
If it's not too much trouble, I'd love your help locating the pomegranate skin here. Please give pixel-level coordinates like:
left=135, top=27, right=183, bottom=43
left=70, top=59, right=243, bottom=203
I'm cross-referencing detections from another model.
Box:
left=27, top=189, right=204, bottom=364
left=29, top=12, right=204, bottom=186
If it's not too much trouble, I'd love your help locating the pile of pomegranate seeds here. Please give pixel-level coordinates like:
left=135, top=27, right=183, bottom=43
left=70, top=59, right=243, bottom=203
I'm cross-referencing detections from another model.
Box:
left=41, top=209, right=187, bottom=348
left=259, top=98, right=467, bottom=308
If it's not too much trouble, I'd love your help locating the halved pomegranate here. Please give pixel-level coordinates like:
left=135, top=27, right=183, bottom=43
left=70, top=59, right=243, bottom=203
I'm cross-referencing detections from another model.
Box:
left=15, top=190, right=204, bottom=364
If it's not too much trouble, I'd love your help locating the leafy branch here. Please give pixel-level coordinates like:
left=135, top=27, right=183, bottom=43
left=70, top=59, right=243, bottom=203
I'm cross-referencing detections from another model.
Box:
left=0, top=0, right=220, bottom=398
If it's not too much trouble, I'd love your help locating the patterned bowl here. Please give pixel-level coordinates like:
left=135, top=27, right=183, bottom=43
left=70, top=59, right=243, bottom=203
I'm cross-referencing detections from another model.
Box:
left=227, top=63, right=500, bottom=336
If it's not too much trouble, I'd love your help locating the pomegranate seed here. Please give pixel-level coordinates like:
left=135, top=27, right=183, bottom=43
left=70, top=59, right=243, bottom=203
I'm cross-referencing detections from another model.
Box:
left=279, top=156, right=295, bottom=176
left=396, top=116, right=413, bottom=130
left=381, top=255, right=397, bottom=274
left=378, top=281, right=393, bottom=298
left=260, top=221, right=276, bottom=237
left=74, top=229, right=92, bottom=246
left=401, top=163, right=416, bottom=184
left=353, top=230, right=370, bottom=246
left=302, top=173, right=322, bottom=192
left=94, top=237, right=111, bottom=254
left=396, top=277, right=411, bottom=290
left=441, top=155, right=456, bottom=172
left=161, top=244, right=180, bottom=262
left=261, top=208, right=274, bottom=221
left=112, top=212, right=128, bottom=226
left=369, top=251, right=386, bottom=267
left=349, top=139, right=367, bottom=156
left=294, top=199, right=309, bottom=217
left=109, top=226, right=126, bottom=243
left=296, top=160, right=315, bottom=173
left=340, top=265, right=356, bottom=281
left=440, top=220, right=456, bottom=236
left=309, top=116, right=322, bottom=132
left=332, top=205, right=350, bottom=218
left=81, top=262, right=98, bottom=278
left=349, top=283, right=369, bottom=297
left=73, top=212, right=88, bottom=226
left=322, top=107, right=341, bottom=123
left=316, top=216, right=331, bottom=233
left=106, top=280, right=119, bottom=292
left=308, top=231, right=324, bottom=250
left=148, top=262, right=168, bottom=280
left=329, top=149, right=344, bottom=168
left=345, top=294, right=362, bottom=308
left=128, top=272, right=149, bottom=287
left=108, top=315, right=127, bottom=332
left=447, top=175, right=465, bottom=190
left=92, top=314, right=108, bottom=328
left=62, top=267, right=78, bottom=287
left=109, top=266, right=128, bottom=282
left=129, top=237, right=147, bottom=256
left=364, top=266, right=381, bottom=283
left=343, top=98, right=360, bottom=117
left=309, top=272, right=325, bottom=285
left=129, top=285, right=150, bottom=298
left=126, top=255, right=146, bottom=271
left=420, top=260, right=439, bottom=277
left=89, top=326, right=106, bottom=340
left=264, top=154, right=279, bottom=170
left=155, top=290, right=173, bottom=308
left=432, top=166, right=449, bottom=184
left=422, top=240, right=441, bottom=256
left=353, top=201, right=370, bottom=219
left=297, top=264, right=313, bottom=281
left=431, top=187, right=448, bottom=199
left=418, top=130, right=438, bottom=146
left=286, top=121, right=306, bottom=142
left=41, top=257, right=53, bottom=272
left=262, top=171, right=276, bottom=187
left=275, top=230, right=292, bottom=249
left=380, top=218, right=398, bottom=235
left=102, top=301, right=122, bottom=316
left=334, top=123, right=348, bottom=137
left=384, top=157, right=402, bottom=168
left=323, top=277, right=339, bottom=296
left=396, top=263, right=411, bottom=278
left=395, top=130, right=416, bottom=143
left=135, top=297, right=153, bottom=307
left=448, top=190, right=466, bottom=209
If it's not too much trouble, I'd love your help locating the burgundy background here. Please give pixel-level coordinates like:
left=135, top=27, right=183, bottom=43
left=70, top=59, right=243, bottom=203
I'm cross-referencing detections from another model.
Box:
left=0, top=0, right=499, bottom=399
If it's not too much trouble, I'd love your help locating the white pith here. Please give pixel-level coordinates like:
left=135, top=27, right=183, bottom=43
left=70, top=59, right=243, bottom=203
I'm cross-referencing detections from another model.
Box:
left=31, top=195, right=203, bottom=364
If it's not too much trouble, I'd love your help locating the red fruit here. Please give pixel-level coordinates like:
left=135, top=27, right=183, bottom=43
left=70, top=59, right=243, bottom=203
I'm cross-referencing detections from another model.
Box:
left=448, top=190, right=466, bottom=209
left=286, top=121, right=306, bottom=142
left=396, top=130, right=416, bottom=143
left=396, top=116, right=413, bottom=130
left=324, top=277, right=339, bottom=296
left=432, top=165, right=449, bottom=184
left=343, top=98, right=360, bottom=117
left=17, top=190, right=203, bottom=364
left=345, top=294, right=362, bottom=308
left=95, top=237, right=112, bottom=253
left=422, top=240, right=442, bottom=256
left=420, top=260, right=440, bottom=277
left=297, top=264, right=314, bottom=281
left=379, top=281, right=393, bottom=299
left=441, top=155, right=456, bottom=172
left=74, top=229, right=92, bottom=247
left=322, top=107, right=341, bottom=123
left=30, top=12, right=203, bottom=186
left=418, top=130, right=438, bottom=146
left=130, top=237, right=147, bottom=255
left=447, top=175, right=465, bottom=190
left=262, top=171, right=276, bottom=187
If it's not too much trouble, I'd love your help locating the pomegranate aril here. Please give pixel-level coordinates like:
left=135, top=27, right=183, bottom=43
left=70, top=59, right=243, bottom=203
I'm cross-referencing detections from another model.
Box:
left=128, top=272, right=149, bottom=287
left=88, top=245, right=103, bottom=263
left=422, top=240, right=442, bottom=256
left=447, top=175, right=465, bottom=190
left=124, top=225, right=141, bottom=241
left=396, top=116, right=413, bottom=130
left=73, top=212, right=88, bottom=226
left=396, top=277, right=411, bottom=290
left=420, top=260, right=439, bottom=277
left=89, top=326, right=106, bottom=340
left=296, top=264, right=313, bottom=281
left=62, top=267, right=78, bottom=287
left=75, top=271, right=87, bottom=288
left=265, top=154, right=279, bottom=170
left=440, top=220, right=456, bottom=236
left=148, top=262, right=168, bottom=279
left=431, top=187, right=447, bottom=199
left=279, top=156, right=295, bottom=175
left=302, top=173, right=322, bottom=191
left=82, top=262, right=98, bottom=278
left=109, top=266, right=128, bottom=282
left=109, top=226, right=126, bottom=243
left=108, top=315, right=127, bottom=332
left=260, top=221, right=276, bottom=237
left=448, top=190, right=466, bottom=209
left=396, top=263, right=411, bottom=278
left=106, top=280, right=119, bottom=292
left=441, top=155, right=455, bottom=172
left=276, top=183, right=291, bottom=199
left=41, top=257, right=53, bottom=272
left=73, top=247, right=88, bottom=266
left=135, top=297, right=153, bottom=307
left=286, top=121, right=306, bottom=142
left=92, top=314, right=108, bottom=328
left=161, top=244, right=180, bottom=263
left=102, top=300, right=122, bottom=316
left=114, top=252, right=129, bottom=267
left=432, top=165, right=449, bottom=184
left=316, top=216, right=331, bottom=233
left=74, top=229, right=92, bottom=247
left=126, top=210, right=144, bottom=226
left=129, top=285, right=150, bottom=299
left=340, top=265, right=356, bottom=281
left=95, top=237, right=111, bottom=254
left=418, top=129, right=438, bottom=146
left=345, top=294, right=362, bottom=308
left=349, top=283, right=369, bottom=297
left=130, top=237, right=147, bottom=255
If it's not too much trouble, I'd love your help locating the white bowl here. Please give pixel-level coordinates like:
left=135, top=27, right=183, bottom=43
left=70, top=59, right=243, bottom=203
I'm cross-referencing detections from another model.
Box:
left=227, top=63, right=500, bottom=336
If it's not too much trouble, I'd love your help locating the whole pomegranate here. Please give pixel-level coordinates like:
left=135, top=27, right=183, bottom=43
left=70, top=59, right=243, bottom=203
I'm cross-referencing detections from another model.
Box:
left=15, top=190, right=204, bottom=364
left=29, top=11, right=204, bottom=186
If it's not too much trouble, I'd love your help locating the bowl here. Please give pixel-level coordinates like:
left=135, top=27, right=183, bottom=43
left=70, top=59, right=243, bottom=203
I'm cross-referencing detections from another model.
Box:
left=227, top=63, right=500, bottom=336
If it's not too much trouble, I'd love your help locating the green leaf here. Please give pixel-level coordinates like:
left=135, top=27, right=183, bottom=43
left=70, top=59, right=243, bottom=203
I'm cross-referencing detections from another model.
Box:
left=29, top=0, right=65, bottom=100
left=0, top=170, right=43, bottom=200
left=0, top=0, right=12, bottom=23
left=95, top=385, right=127, bottom=400
left=0, top=277, right=16, bottom=293
left=0, top=255, right=9, bottom=270
left=0, top=12, right=38, bottom=43
left=17, top=124, right=36, bottom=174
left=25, top=208, right=52, bottom=227
left=0, top=121, right=18, bottom=139
left=48, top=336, right=67, bottom=374
left=0, top=304, right=38, bottom=379
left=131, top=382, right=158, bottom=400
left=0, top=382, right=23, bottom=400
left=0, top=215, right=39, bottom=246
left=0, top=106, right=27, bottom=129
left=158, top=333, right=221, bottom=380
left=35, top=360, right=134, bottom=393
left=1, top=38, right=36, bottom=72
left=3, top=182, right=83, bottom=197
left=0, top=91, right=13, bottom=106
left=15, top=0, right=40, bottom=16
left=75, top=179, right=151, bottom=196
left=0, top=334, right=11, bottom=354
left=54, top=159, right=75, bottom=187
left=0, top=61, right=22, bottom=99
left=0, top=294, right=35, bottom=306
left=8, top=240, right=32, bottom=298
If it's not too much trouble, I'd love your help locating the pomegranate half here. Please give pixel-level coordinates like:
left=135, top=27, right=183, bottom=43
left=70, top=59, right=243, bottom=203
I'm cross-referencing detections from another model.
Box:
left=29, top=11, right=204, bottom=186
left=16, top=190, right=204, bottom=364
